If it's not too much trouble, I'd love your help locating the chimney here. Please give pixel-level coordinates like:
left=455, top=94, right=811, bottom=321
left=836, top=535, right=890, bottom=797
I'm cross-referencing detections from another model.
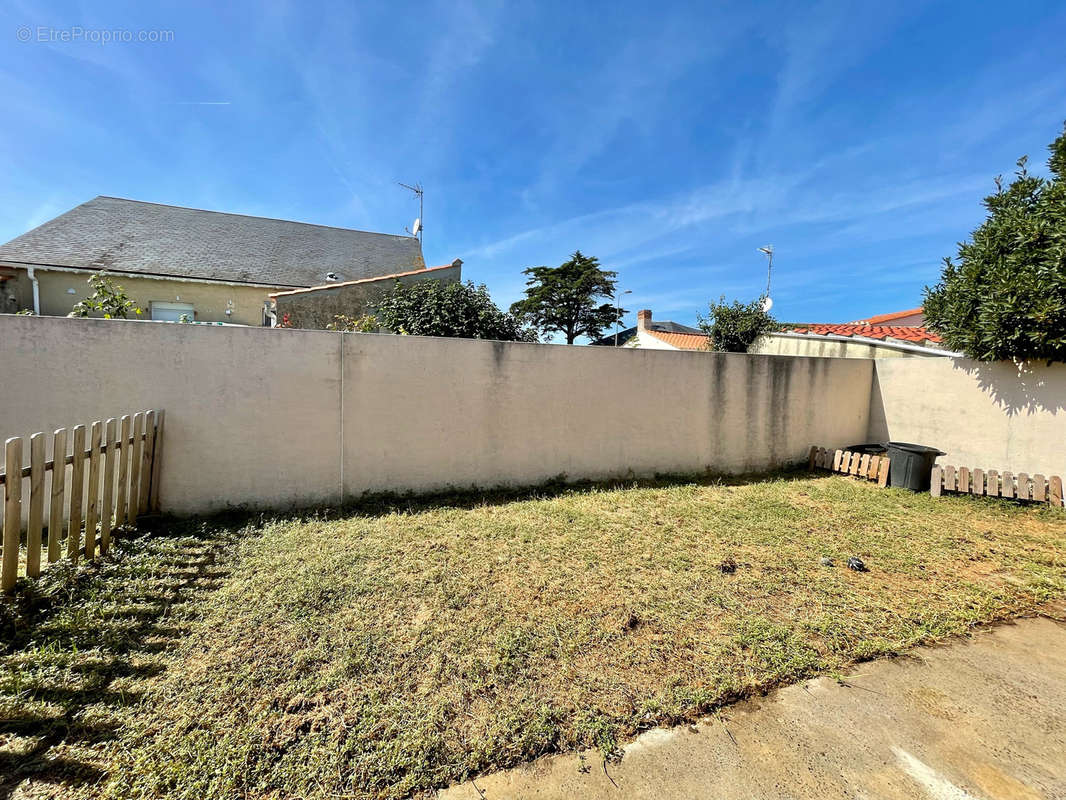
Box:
left=637, top=309, right=652, bottom=331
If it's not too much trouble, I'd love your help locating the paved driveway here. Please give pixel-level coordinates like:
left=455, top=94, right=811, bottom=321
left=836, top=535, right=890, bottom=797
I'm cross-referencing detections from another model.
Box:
left=442, top=615, right=1066, bottom=800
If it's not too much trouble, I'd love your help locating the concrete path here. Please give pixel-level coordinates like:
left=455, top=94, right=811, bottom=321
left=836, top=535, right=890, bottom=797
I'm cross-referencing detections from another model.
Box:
left=441, top=616, right=1066, bottom=800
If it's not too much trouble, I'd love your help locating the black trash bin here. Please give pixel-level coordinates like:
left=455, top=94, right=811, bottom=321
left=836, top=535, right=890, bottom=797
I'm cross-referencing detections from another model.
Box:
left=846, top=443, right=888, bottom=456
left=885, top=442, right=945, bottom=491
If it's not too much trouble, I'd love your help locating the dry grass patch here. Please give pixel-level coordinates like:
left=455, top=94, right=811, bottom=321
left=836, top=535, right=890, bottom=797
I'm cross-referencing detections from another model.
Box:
left=9, top=473, right=1066, bottom=799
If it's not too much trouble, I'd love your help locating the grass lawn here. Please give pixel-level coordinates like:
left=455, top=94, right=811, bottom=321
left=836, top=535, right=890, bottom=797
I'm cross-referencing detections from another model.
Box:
left=2, top=472, right=1065, bottom=799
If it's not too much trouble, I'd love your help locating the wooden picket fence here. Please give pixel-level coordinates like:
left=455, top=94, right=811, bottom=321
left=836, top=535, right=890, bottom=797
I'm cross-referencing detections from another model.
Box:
left=1, top=409, right=164, bottom=591
left=808, top=445, right=890, bottom=487
left=930, top=464, right=1064, bottom=508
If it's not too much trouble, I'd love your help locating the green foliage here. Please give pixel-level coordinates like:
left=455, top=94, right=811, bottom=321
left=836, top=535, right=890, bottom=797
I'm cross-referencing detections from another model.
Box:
left=68, top=272, right=142, bottom=319
left=325, top=313, right=379, bottom=332
left=509, top=251, right=622, bottom=344
left=14, top=308, right=34, bottom=316
left=374, top=280, right=537, bottom=341
left=698, top=296, right=777, bottom=352
left=924, top=124, right=1066, bottom=362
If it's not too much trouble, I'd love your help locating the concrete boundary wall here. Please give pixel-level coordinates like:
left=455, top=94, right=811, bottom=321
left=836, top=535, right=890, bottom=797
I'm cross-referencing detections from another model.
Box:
left=869, top=357, right=1066, bottom=477
left=0, top=316, right=872, bottom=514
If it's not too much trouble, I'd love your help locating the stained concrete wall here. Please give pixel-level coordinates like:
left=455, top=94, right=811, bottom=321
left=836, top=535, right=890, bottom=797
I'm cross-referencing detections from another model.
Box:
left=869, top=357, right=1066, bottom=477
left=0, top=315, right=342, bottom=515
left=0, top=315, right=871, bottom=515
left=754, top=333, right=944, bottom=359
left=341, top=335, right=872, bottom=495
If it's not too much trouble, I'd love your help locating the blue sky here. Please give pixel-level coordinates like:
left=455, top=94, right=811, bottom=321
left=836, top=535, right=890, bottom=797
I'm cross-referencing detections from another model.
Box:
left=2, top=0, right=1065, bottom=333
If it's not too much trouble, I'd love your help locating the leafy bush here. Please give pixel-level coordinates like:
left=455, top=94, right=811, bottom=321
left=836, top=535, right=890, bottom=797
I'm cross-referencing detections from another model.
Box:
left=924, top=124, right=1066, bottom=362
left=698, top=296, right=777, bottom=352
left=375, top=280, right=537, bottom=341
left=325, top=313, right=379, bottom=332
left=68, top=272, right=142, bottom=319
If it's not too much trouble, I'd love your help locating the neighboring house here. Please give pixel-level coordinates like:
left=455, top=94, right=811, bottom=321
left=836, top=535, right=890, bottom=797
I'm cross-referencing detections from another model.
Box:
left=755, top=307, right=955, bottom=359
left=624, top=307, right=956, bottom=359
left=590, top=311, right=702, bottom=346
left=271, top=260, right=463, bottom=330
left=850, top=307, right=925, bottom=326
left=0, top=196, right=428, bottom=325
left=621, top=310, right=711, bottom=350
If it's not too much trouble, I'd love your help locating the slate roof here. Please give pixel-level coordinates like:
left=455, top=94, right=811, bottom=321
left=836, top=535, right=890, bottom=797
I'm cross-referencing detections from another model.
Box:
left=589, top=320, right=702, bottom=346
left=790, top=324, right=942, bottom=344
left=0, top=196, right=426, bottom=288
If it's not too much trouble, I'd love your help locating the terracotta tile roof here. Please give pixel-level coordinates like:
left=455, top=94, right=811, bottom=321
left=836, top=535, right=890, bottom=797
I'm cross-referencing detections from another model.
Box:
left=790, top=324, right=942, bottom=344
left=644, top=330, right=711, bottom=350
left=851, top=307, right=923, bottom=325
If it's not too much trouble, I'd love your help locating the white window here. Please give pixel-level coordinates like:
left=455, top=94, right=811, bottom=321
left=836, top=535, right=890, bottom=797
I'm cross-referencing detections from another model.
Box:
left=150, top=301, right=195, bottom=322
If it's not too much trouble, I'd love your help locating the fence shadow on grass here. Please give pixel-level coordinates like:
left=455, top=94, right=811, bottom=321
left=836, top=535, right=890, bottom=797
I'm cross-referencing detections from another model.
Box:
left=0, top=517, right=243, bottom=799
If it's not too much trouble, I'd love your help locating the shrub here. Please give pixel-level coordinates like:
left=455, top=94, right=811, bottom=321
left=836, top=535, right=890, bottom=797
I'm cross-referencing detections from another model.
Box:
left=698, top=296, right=776, bottom=352
left=924, top=124, right=1066, bottom=362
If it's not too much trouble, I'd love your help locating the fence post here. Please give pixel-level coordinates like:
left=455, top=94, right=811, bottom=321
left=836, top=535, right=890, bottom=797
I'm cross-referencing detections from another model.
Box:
left=930, top=466, right=942, bottom=497
left=116, top=415, right=131, bottom=528
left=27, top=433, right=46, bottom=578
left=149, top=409, right=165, bottom=513
left=2, top=438, right=23, bottom=591
left=138, top=410, right=156, bottom=515
left=127, top=413, right=144, bottom=526
left=877, top=457, right=890, bottom=487
left=101, top=418, right=117, bottom=554
left=48, top=428, right=67, bottom=563
left=67, top=425, right=86, bottom=562
left=84, top=421, right=103, bottom=560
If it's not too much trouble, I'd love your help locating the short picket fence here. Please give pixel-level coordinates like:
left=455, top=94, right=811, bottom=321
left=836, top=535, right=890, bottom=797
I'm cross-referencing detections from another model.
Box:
left=1, top=409, right=164, bottom=591
left=930, top=464, right=1064, bottom=508
left=808, top=445, right=890, bottom=487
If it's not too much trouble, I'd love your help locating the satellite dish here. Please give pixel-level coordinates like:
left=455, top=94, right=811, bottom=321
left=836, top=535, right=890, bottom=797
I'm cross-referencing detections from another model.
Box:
left=411, top=218, right=422, bottom=237
left=762, top=296, right=774, bottom=312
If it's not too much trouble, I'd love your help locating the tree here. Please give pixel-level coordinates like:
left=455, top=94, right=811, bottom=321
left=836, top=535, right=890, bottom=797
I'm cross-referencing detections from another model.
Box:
left=698, top=296, right=777, bottom=353
left=924, top=123, right=1066, bottom=363
left=373, top=279, right=537, bottom=341
left=510, top=251, right=623, bottom=344
left=68, top=272, right=142, bottom=319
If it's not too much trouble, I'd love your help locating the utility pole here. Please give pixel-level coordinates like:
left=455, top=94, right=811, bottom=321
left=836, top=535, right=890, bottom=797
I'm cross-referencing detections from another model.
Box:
left=614, top=289, right=632, bottom=346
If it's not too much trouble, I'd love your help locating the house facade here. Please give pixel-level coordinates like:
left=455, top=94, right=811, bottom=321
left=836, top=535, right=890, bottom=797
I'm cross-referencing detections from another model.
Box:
left=622, top=310, right=710, bottom=349
left=590, top=311, right=702, bottom=346
left=0, top=196, right=428, bottom=326
left=756, top=306, right=951, bottom=358
left=624, top=308, right=955, bottom=359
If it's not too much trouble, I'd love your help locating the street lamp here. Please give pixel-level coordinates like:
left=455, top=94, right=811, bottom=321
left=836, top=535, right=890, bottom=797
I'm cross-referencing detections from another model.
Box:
left=614, top=289, right=632, bottom=347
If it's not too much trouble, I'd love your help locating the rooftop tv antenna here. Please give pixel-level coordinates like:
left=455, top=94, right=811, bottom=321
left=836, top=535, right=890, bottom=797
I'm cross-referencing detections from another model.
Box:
left=399, top=181, right=423, bottom=245
left=758, top=245, right=774, bottom=312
